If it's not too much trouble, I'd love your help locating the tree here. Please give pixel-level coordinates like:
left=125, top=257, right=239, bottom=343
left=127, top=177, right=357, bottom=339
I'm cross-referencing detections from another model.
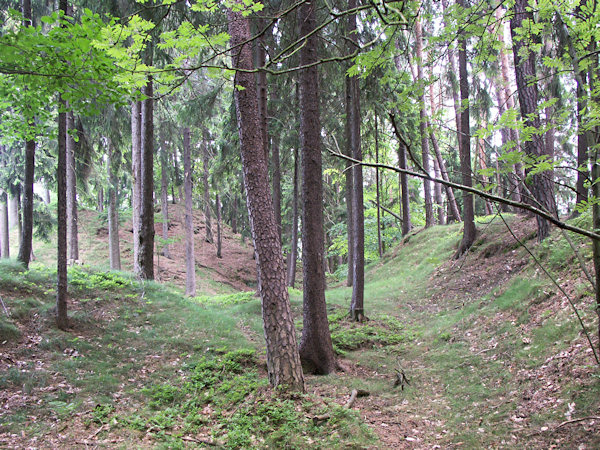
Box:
left=106, top=137, right=121, bottom=271
left=183, top=127, right=196, bottom=296
left=228, top=5, right=304, bottom=391
left=66, top=110, right=79, bottom=262
left=159, top=127, right=170, bottom=259
left=202, top=130, right=213, bottom=243
left=131, top=100, right=142, bottom=274
left=297, top=0, right=337, bottom=373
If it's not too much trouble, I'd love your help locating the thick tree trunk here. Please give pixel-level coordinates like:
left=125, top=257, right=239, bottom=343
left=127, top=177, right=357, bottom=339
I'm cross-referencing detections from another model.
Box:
left=0, top=191, right=8, bottom=258
left=183, top=127, right=196, bottom=296
left=510, top=0, right=557, bottom=241
left=228, top=7, right=304, bottom=391
left=216, top=193, right=222, bottom=258
left=202, top=133, right=213, bottom=244
left=160, top=129, right=170, bottom=258
left=456, top=0, right=476, bottom=256
left=415, top=19, right=435, bottom=228
left=66, top=111, right=79, bottom=262
left=131, top=100, right=142, bottom=274
left=107, top=138, right=121, bottom=271
left=297, top=0, right=337, bottom=374
left=287, top=146, right=299, bottom=288
left=257, top=19, right=269, bottom=163
left=138, top=75, right=155, bottom=280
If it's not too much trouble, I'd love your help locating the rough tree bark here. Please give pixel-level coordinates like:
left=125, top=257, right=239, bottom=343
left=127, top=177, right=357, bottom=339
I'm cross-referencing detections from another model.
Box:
left=56, top=0, right=68, bottom=331
left=297, top=0, right=337, bottom=373
left=344, top=39, right=354, bottom=288
left=510, top=0, right=557, bottom=240
left=202, top=132, right=213, bottom=244
left=183, top=127, right=196, bottom=296
left=455, top=0, right=476, bottom=257
left=17, top=0, right=34, bottom=269
left=66, top=110, right=79, bottom=262
left=138, top=74, right=155, bottom=280
left=287, top=146, right=299, bottom=288
left=107, top=138, right=121, bottom=271
left=272, top=132, right=282, bottom=243
left=131, top=100, right=142, bottom=274
left=228, top=6, right=304, bottom=391
left=415, top=19, right=435, bottom=228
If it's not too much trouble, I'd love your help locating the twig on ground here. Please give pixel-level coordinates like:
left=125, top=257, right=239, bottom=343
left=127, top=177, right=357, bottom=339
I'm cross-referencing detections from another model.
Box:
left=555, top=416, right=600, bottom=430
left=0, top=296, right=10, bottom=317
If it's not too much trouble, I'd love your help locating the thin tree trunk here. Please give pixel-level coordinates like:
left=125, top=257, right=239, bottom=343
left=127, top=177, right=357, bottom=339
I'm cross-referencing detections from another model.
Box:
left=107, top=138, right=121, bottom=271
left=510, top=0, right=557, bottom=241
left=433, top=157, right=445, bottom=224
left=131, top=100, right=142, bottom=274
left=172, top=145, right=182, bottom=204
left=477, top=138, right=494, bottom=215
left=375, top=113, right=383, bottom=258
left=415, top=19, right=435, bottom=228
left=228, top=7, right=304, bottom=391
left=287, top=146, right=299, bottom=288
left=202, top=132, right=213, bottom=244
left=344, top=64, right=354, bottom=287
left=15, top=187, right=22, bottom=248
left=0, top=191, right=8, bottom=258
left=183, top=127, right=196, bottom=296
left=398, top=141, right=412, bottom=235
left=272, top=133, right=282, bottom=243
left=8, top=193, right=18, bottom=232
left=231, top=195, right=238, bottom=234
left=138, top=73, right=155, bottom=280
left=216, top=193, right=222, bottom=258
left=66, top=111, right=79, bottom=262
left=160, top=129, right=170, bottom=258
left=575, top=72, right=589, bottom=211
left=297, top=0, right=337, bottom=374
left=456, top=0, right=476, bottom=256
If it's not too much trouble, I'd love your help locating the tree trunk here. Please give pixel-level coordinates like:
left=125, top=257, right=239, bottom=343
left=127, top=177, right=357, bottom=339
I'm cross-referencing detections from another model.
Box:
left=257, top=18, right=269, bottom=164
left=202, top=132, right=213, bottom=244
left=297, top=0, right=337, bottom=374
left=131, top=100, right=142, bottom=274
left=375, top=113, right=383, bottom=258
left=66, top=111, right=79, bottom=262
left=0, top=191, right=8, bottom=258
left=172, top=145, right=182, bottom=204
left=138, top=74, right=155, bottom=280
left=97, top=187, right=104, bottom=212
left=160, top=129, right=170, bottom=258
left=107, top=139, right=121, bottom=271
left=344, top=67, right=354, bottom=287
left=456, top=0, right=476, bottom=257
left=575, top=72, right=589, bottom=210
left=287, top=146, right=299, bottom=288
left=8, top=193, right=18, bottom=232
left=398, top=142, right=412, bottom=236
left=272, top=132, right=282, bottom=243
left=216, top=193, right=222, bottom=258
left=228, top=6, right=304, bottom=391
left=183, top=127, right=196, bottom=296
left=415, top=19, right=435, bottom=228
left=231, top=195, right=238, bottom=234
left=433, top=157, right=445, bottom=224
left=510, top=0, right=557, bottom=241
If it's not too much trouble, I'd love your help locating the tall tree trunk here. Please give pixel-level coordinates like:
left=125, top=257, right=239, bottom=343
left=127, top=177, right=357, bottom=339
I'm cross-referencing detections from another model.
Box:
left=415, top=19, right=435, bottom=228
left=160, top=129, right=170, bottom=258
left=107, top=138, right=121, bottom=271
left=97, top=187, right=104, bottom=212
left=344, top=55, right=354, bottom=287
left=575, top=72, right=589, bottom=211
left=441, top=0, right=462, bottom=151
left=0, top=191, right=8, bottom=258
left=287, top=146, right=299, bottom=288
left=183, top=127, right=196, bottom=296
left=398, top=142, right=412, bottom=235
left=231, top=195, right=238, bottom=234
left=510, top=0, right=557, bottom=241
left=348, top=0, right=364, bottom=322
left=456, top=0, right=476, bottom=256
left=66, top=111, right=79, bottom=262
left=297, top=0, right=337, bottom=374
left=172, top=145, right=182, bottom=204
left=202, top=132, right=213, bottom=244
left=272, top=133, right=282, bottom=243
left=131, top=100, right=142, bottom=274
left=56, top=0, right=69, bottom=331
left=257, top=18, right=269, bottom=163
left=433, top=157, right=445, bottom=224
left=8, top=193, right=18, bottom=233
left=138, top=73, right=155, bottom=280
left=228, top=7, right=304, bottom=391
left=375, top=113, right=383, bottom=258
left=17, top=1, right=34, bottom=269
left=216, top=193, right=222, bottom=258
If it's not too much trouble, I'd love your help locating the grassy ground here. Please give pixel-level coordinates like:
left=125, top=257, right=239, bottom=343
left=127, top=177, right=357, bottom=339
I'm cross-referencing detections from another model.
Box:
left=1, top=213, right=599, bottom=448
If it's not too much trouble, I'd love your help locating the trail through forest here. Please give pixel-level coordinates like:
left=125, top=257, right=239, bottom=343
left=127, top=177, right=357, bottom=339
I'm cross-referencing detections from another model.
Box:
left=1, top=211, right=599, bottom=448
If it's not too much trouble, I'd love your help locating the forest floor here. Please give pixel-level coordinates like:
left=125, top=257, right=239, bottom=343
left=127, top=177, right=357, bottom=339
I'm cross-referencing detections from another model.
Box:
left=1, top=208, right=599, bottom=448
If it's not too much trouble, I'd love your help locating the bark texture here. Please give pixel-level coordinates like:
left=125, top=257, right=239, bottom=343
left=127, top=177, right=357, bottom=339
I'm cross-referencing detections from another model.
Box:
left=202, top=133, right=213, bottom=244
left=287, top=146, right=299, bottom=287
left=66, top=111, right=79, bottom=262
left=510, top=0, right=557, bottom=241
left=297, top=0, right=337, bottom=373
left=228, top=7, right=304, bottom=391
left=183, top=127, right=196, bottom=296
left=131, top=100, right=142, bottom=274
left=107, top=138, right=121, bottom=271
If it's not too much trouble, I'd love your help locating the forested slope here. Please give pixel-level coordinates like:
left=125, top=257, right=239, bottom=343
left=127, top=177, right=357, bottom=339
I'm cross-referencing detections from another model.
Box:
left=1, top=213, right=598, bottom=448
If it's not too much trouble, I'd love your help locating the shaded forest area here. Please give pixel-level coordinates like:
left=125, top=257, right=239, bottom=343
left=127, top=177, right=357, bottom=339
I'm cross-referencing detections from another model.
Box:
left=0, top=0, right=600, bottom=447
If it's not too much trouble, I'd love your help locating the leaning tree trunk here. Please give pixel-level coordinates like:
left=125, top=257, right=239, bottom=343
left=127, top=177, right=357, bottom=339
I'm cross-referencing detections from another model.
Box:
left=131, top=99, right=142, bottom=274
left=66, top=110, right=79, bottom=262
left=228, top=6, right=305, bottom=391
left=287, top=146, right=299, bottom=288
left=202, top=133, right=213, bottom=244
left=297, top=0, right=337, bottom=373
left=138, top=73, right=155, bottom=280
left=107, top=137, right=121, bottom=271
left=455, top=0, right=476, bottom=257
left=183, top=127, right=196, bottom=296
left=0, top=191, right=8, bottom=258
left=510, top=0, right=557, bottom=241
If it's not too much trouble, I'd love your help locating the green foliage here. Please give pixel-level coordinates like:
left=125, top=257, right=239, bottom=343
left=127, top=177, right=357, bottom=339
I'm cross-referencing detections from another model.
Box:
left=192, top=291, right=256, bottom=306
left=68, top=267, right=130, bottom=292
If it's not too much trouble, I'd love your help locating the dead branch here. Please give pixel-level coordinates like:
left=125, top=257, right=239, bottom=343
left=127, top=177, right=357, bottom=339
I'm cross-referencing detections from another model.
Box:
left=555, top=416, right=600, bottom=430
